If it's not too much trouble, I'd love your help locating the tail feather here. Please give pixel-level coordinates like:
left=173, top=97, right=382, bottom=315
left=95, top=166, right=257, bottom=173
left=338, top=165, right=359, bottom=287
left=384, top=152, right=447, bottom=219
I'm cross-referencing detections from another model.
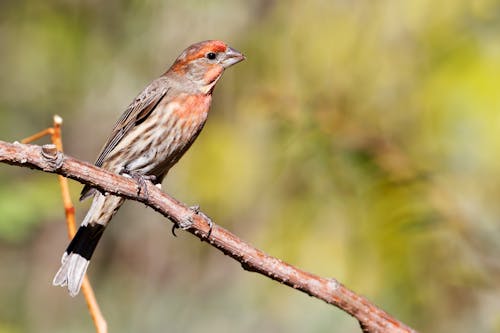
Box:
left=53, top=253, right=89, bottom=296
left=52, top=224, right=104, bottom=296
left=53, top=193, right=124, bottom=296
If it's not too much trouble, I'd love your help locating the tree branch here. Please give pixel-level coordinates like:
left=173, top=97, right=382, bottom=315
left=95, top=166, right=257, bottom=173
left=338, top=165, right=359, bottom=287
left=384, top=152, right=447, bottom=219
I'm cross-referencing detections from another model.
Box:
left=0, top=140, right=418, bottom=333
left=19, top=116, right=107, bottom=333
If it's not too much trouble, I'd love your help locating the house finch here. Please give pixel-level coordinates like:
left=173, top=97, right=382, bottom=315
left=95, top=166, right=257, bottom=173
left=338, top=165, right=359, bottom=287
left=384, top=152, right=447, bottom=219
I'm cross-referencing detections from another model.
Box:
left=53, top=40, right=245, bottom=296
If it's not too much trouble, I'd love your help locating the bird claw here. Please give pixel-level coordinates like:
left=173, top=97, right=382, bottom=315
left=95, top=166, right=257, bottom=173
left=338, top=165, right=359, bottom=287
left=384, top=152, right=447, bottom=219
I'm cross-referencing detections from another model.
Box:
left=120, top=169, right=157, bottom=198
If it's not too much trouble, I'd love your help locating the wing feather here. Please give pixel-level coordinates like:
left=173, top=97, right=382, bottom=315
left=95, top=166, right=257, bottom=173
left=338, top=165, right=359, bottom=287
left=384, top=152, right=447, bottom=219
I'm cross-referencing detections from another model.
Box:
left=80, top=78, right=169, bottom=200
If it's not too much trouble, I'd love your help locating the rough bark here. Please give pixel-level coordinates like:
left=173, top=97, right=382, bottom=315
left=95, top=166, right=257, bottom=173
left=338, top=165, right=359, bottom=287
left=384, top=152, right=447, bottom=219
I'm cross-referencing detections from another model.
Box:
left=0, top=140, right=418, bottom=333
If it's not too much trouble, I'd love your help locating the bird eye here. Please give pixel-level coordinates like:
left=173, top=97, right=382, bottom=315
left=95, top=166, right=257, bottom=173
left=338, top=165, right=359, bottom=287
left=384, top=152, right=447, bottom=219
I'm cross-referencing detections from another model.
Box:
left=206, top=52, right=217, bottom=60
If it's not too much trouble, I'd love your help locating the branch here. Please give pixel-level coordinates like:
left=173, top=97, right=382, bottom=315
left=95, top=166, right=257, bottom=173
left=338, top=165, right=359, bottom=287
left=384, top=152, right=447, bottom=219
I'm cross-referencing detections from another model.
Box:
left=20, top=117, right=107, bottom=333
left=0, top=140, right=418, bottom=333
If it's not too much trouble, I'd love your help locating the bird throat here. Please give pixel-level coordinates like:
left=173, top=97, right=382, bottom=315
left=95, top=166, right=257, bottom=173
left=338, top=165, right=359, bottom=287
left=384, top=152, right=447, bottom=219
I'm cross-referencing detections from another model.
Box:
left=200, top=74, right=222, bottom=94
left=200, top=66, right=224, bottom=94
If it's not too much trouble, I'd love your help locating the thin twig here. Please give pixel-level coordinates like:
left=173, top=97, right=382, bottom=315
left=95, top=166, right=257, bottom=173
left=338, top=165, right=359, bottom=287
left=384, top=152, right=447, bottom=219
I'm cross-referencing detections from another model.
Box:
left=0, top=140, right=418, bottom=333
left=21, top=128, right=54, bottom=145
left=20, top=118, right=107, bottom=333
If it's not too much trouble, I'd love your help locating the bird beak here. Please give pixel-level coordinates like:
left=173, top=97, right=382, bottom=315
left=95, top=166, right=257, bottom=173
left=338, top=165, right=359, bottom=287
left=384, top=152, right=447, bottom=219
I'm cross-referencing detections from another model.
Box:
left=221, top=47, right=245, bottom=68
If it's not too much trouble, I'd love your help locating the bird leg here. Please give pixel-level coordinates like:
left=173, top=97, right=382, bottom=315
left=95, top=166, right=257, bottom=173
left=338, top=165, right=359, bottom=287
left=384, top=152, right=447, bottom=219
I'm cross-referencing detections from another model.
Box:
left=119, top=168, right=157, bottom=198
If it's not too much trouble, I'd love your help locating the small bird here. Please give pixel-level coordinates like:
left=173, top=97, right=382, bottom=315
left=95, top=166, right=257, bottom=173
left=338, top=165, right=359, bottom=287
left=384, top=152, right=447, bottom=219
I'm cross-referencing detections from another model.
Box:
left=53, top=40, right=245, bottom=296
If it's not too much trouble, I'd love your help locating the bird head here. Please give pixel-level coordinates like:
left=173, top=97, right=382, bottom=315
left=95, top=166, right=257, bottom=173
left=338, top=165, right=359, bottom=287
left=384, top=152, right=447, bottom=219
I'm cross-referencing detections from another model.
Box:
left=169, top=40, right=245, bottom=94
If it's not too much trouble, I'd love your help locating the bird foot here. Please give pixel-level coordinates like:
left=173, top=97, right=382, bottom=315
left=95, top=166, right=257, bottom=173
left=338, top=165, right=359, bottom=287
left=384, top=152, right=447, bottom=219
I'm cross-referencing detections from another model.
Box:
left=119, top=169, right=157, bottom=198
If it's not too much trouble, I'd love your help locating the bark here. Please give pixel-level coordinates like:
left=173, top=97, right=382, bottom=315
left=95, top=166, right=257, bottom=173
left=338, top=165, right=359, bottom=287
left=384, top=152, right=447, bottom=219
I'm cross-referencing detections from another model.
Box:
left=0, top=140, right=418, bottom=333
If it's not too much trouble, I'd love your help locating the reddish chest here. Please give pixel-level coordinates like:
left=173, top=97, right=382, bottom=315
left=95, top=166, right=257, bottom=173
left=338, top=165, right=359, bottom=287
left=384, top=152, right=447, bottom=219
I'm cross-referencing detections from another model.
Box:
left=172, top=94, right=212, bottom=119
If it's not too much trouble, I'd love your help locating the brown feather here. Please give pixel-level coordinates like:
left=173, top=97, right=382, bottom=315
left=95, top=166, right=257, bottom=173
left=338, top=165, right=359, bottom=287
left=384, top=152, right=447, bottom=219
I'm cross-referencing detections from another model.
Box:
left=80, top=80, right=169, bottom=200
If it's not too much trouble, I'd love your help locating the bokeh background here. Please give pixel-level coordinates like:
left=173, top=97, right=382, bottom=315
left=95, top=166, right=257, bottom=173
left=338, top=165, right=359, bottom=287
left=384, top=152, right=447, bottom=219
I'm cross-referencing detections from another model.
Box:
left=1, top=1, right=500, bottom=332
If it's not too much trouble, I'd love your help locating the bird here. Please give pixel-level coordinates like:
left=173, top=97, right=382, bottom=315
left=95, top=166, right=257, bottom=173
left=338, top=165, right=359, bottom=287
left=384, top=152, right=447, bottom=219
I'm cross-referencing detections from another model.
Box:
left=53, top=40, right=245, bottom=296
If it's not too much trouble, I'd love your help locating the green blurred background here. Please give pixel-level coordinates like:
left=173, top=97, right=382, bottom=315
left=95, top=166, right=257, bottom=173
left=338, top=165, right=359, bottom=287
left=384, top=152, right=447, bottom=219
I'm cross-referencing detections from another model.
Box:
left=1, top=0, right=500, bottom=332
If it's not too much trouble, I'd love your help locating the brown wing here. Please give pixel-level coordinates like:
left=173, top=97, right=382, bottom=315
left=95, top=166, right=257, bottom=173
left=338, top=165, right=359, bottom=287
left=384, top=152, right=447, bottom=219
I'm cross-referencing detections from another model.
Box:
left=80, top=79, right=169, bottom=201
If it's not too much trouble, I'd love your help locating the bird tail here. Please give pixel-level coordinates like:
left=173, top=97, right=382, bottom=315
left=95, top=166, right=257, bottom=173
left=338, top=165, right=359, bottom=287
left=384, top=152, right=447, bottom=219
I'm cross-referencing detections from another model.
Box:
left=53, top=193, right=124, bottom=296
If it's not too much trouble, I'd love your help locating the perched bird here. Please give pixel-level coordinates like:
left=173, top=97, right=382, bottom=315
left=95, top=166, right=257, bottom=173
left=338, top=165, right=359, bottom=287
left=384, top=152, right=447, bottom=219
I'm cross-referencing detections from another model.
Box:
left=53, top=40, right=245, bottom=296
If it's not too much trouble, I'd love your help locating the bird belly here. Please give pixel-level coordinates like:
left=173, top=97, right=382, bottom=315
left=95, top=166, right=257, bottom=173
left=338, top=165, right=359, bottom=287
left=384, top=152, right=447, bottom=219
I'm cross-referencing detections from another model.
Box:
left=103, top=94, right=210, bottom=177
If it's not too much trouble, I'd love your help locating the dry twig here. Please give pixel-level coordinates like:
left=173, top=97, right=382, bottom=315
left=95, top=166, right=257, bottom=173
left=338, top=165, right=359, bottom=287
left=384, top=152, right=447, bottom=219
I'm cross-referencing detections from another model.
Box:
left=0, top=139, right=418, bottom=333
left=20, top=117, right=107, bottom=333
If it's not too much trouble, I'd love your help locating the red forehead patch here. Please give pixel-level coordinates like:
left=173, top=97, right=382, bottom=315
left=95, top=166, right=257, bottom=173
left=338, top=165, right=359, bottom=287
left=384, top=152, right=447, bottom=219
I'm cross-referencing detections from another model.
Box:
left=171, top=40, right=229, bottom=73
left=181, top=40, right=227, bottom=61
left=202, top=40, right=227, bottom=53
left=191, top=40, right=227, bottom=57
